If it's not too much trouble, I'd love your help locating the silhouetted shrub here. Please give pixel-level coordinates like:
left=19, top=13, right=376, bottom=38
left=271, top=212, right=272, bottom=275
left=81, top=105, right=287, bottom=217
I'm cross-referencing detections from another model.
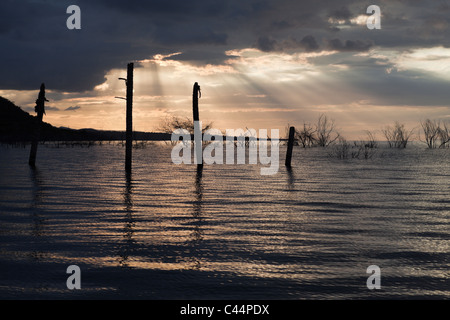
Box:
left=289, top=114, right=340, bottom=148
left=295, top=122, right=317, bottom=148
left=315, top=114, right=340, bottom=147
left=330, top=137, right=377, bottom=160
left=382, top=121, right=414, bottom=148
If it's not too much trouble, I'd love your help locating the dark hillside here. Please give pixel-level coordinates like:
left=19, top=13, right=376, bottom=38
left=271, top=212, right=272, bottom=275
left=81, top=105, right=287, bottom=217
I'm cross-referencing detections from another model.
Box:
left=0, top=97, right=170, bottom=142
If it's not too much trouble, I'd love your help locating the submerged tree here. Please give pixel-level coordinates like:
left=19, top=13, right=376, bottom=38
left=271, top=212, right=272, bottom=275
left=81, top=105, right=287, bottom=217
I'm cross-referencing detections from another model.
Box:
left=158, top=115, right=213, bottom=135
left=331, top=137, right=351, bottom=159
left=295, top=122, right=317, bottom=148
left=363, top=130, right=378, bottom=149
left=315, top=114, right=340, bottom=147
left=331, top=137, right=377, bottom=160
left=382, top=121, right=414, bottom=148
left=158, top=115, right=214, bottom=146
left=420, top=119, right=441, bottom=149
left=438, top=121, right=450, bottom=148
left=288, top=114, right=340, bottom=148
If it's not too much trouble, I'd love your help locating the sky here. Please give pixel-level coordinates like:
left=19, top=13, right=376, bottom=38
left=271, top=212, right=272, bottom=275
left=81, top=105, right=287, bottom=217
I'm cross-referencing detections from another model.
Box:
left=1, top=0, right=450, bottom=139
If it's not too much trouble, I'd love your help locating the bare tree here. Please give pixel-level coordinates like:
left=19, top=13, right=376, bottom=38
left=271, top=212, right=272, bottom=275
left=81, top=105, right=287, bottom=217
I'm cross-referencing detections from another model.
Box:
left=158, top=115, right=213, bottom=135
left=331, top=137, right=351, bottom=159
left=353, top=142, right=377, bottom=159
left=420, top=119, right=441, bottom=149
left=349, top=130, right=378, bottom=159
left=295, top=122, right=317, bottom=148
left=438, top=121, right=450, bottom=148
left=315, top=114, right=340, bottom=147
left=382, top=121, right=414, bottom=148
left=382, top=125, right=395, bottom=148
left=158, top=115, right=214, bottom=146
left=363, top=130, right=378, bottom=149
left=331, top=137, right=377, bottom=160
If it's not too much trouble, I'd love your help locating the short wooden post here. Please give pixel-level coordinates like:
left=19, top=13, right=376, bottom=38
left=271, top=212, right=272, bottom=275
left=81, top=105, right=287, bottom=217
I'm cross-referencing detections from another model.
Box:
left=285, top=126, right=295, bottom=167
left=193, top=82, right=203, bottom=167
left=29, top=83, right=48, bottom=167
left=125, top=63, right=134, bottom=172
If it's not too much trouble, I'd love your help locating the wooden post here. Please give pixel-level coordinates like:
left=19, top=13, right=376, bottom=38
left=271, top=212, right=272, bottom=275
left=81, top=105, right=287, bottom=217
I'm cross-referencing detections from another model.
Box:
left=285, top=126, right=295, bottom=167
left=29, top=83, right=48, bottom=167
left=125, top=63, right=134, bottom=172
left=193, top=82, right=203, bottom=167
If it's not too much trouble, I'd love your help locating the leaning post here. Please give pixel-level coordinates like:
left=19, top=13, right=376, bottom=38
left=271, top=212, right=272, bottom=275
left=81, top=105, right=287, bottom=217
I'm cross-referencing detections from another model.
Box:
left=29, top=83, right=48, bottom=167
left=285, top=126, right=296, bottom=167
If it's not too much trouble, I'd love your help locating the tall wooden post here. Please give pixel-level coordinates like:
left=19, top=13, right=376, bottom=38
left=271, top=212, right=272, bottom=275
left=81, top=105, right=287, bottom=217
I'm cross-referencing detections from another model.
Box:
left=193, top=82, right=203, bottom=167
left=125, top=63, right=134, bottom=172
left=29, top=83, right=48, bottom=167
left=285, top=126, right=295, bottom=167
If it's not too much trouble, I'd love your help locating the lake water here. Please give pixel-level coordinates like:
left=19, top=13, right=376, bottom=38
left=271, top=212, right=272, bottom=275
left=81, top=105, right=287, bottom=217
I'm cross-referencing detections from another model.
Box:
left=0, top=143, right=448, bottom=300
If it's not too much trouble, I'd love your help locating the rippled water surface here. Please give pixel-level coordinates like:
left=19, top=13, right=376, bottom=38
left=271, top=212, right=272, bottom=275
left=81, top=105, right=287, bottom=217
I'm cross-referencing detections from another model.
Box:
left=0, top=143, right=449, bottom=299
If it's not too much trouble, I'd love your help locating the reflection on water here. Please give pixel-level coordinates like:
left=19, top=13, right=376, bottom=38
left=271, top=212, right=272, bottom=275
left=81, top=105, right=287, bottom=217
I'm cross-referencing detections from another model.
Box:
left=286, top=166, right=295, bottom=191
left=118, top=171, right=136, bottom=268
left=0, top=143, right=449, bottom=299
left=189, top=165, right=204, bottom=270
left=30, top=167, right=45, bottom=238
left=193, top=165, right=203, bottom=220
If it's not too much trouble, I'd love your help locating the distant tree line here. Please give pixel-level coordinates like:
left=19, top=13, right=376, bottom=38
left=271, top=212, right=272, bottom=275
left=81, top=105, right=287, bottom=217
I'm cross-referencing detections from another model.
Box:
left=286, top=114, right=450, bottom=151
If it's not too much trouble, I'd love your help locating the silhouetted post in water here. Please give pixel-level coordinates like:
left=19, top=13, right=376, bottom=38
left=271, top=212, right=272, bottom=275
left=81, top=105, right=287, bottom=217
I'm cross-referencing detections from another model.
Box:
left=193, top=82, right=203, bottom=167
left=29, top=83, right=48, bottom=167
left=285, top=126, right=295, bottom=167
left=125, top=63, right=134, bottom=172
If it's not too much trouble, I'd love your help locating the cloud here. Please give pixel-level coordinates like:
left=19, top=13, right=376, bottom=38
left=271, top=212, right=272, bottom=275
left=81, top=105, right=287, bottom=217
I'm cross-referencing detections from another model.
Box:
left=46, top=106, right=61, bottom=111
left=327, top=38, right=374, bottom=52
left=22, top=105, right=60, bottom=114
left=22, top=107, right=35, bottom=114
left=299, top=35, right=321, bottom=51
left=327, top=6, right=353, bottom=22
left=255, top=35, right=320, bottom=52
left=255, top=35, right=373, bottom=53
left=65, top=106, right=81, bottom=111
left=0, top=0, right=450, bottom=94
left=162, top=49, right=238, bottom=65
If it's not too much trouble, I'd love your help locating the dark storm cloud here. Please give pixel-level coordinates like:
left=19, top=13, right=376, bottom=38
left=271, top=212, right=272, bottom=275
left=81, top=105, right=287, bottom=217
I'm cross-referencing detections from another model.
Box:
left=327, top=38, right=373, bottom=52
left=0, top=0, right=449, bottom=93
left=300, top=35, right=321, bottom=51
left=327, top=6, right=353, bottom=21
left=255, top=34, right=374, bottom=53
left=255, top=35, right=320, bottom=52
left=256, top=36, right=278, bottom=52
